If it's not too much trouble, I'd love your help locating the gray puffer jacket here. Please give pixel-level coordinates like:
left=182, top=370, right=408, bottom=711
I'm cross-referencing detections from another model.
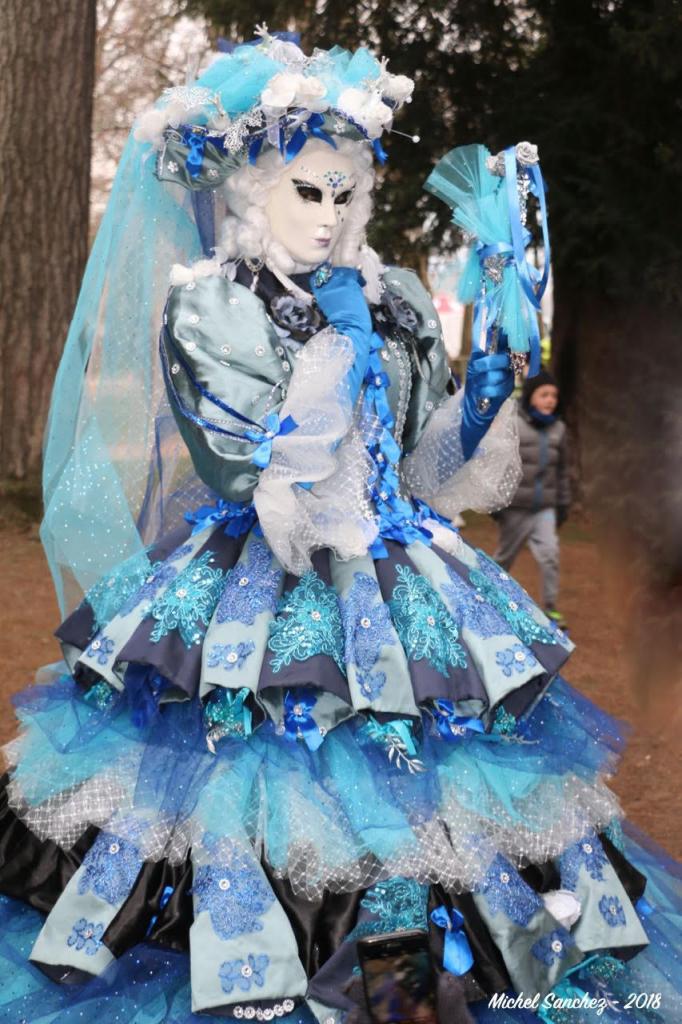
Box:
left=510, top=403, right=571, bottom=511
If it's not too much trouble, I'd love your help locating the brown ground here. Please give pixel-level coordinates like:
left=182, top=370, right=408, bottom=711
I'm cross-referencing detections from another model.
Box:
left=0, top=517, right=680, bottom=858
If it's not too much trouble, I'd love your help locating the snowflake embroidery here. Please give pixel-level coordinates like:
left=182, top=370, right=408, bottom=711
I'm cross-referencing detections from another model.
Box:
left=389, top=564, right=467, bottom=676
left=531, top=927, right=574, bottom=966
left=340, top=572, right=396, bottom=673
left=216, top=541, right=283, bottom=625
left=148, top=550, right=225, bottom=647
left=599, top=895, right=626, bottom=927
left=351, top=877, right=428, bottom=940
left=218, top=953, right=269, bottom=994
left=268, top=570, right=345, bottom=673
left=469, top=557, right=557, bottom=648
left=491, top=707, right=517, bottom=735
left=78, top=833, right=143, bottom=906
left=357, top=670, right=387, bottom=700
left=478, top=856, right=543, bottom=926
left=440, top=564, right=509, bottom=638
left=495, top=643, right=538, bottom=677
left=84, top=551, right=152, bottom=629
left=67, top=918, right=105, bottom=956
left=206, top=641, right=255, bottom=671
left=559, top=834, right=609, bottom=891
left=119, top=561, right=179, bottom=617
left=193, top=855, right=275, bottom=940
left=85, top=635, right=115, bottom=665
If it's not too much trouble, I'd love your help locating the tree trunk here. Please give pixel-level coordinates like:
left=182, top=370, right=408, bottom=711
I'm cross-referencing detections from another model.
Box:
left=0, top=0, right=96, bottom=482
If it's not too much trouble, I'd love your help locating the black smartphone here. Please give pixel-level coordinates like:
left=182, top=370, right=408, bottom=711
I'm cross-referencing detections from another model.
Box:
left=357, top=929, right=437, bottom=1024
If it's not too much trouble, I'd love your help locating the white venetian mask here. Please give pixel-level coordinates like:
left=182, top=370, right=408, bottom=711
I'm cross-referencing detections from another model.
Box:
left=264, top=144, right=357, bottom=267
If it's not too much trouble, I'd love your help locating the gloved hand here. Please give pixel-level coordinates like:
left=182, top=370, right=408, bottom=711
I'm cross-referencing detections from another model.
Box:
left=460, top=348, right=515, bottom=460
left=311, top=267, right=373, bottom=403
left=556, top=505, right=569, bottom=528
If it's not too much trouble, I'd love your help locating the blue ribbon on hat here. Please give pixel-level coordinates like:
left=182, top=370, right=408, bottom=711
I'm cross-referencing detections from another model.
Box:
left=244, top=412, right=298, bottom=469
left=185, top=129, right=207, bottom=178
left=373, top=137, right=388, bottom=164
left=430, top=906, right=474, bottom=975
left=285, top=112, right=338, bottom=163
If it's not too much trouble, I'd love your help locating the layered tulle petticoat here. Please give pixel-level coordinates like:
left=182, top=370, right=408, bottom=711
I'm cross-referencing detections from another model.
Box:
left=0, top=514, right=681, bottom=1023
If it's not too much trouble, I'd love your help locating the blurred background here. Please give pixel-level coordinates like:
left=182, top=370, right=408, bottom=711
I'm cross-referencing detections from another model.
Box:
left=0, top=0, right=681, bottom=852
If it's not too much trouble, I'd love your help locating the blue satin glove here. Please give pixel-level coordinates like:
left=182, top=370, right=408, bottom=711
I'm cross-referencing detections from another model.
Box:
left=460, top=348, right=515, bottom=460
left=311, top=267, right=372, bottom=404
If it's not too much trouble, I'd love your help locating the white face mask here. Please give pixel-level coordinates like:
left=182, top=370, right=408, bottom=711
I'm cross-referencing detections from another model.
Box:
left=264, top=145, right=357, bottom=267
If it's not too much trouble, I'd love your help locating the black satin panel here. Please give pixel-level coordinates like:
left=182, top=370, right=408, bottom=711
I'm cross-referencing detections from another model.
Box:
left=104, top=858, right=194, bottom=956
left=519, top=859, right=561, bottom=893
left=429, top=884, right=511, bottom=998
left=0, top=776, right=97, bottom=914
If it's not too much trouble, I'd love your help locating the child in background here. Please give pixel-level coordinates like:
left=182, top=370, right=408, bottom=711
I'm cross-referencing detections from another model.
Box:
left=494, top=369, right=571, bottom=627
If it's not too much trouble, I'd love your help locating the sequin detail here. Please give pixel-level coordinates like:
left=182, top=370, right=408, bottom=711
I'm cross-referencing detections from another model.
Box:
left=78, top=833, right=143, bottom=906
left=440, top=565, right=509, bottom=638
left=478, top=855, right=543, bottom=926
left=218, top=953, right=269, bottom=994
left=341, top=572, right=396, bottom=700
left=599, top=895, right=626, bottom=927
left=268, top=570, right=345, bottom=673
left=530, top=927, right=574, bottom=966
left=469, top=568, right=557, bottom=648
left=207, top=641, right=256, bottom=671
left=216, top=541, right=283, bottom=625
left=148, top=550, right=225, bottom=647
left=604, top=818, right=626, bottom=854
left=491, top=707, right=517, bottom=735
left=495, top=643, right=538, bottom=677
left=389, top=564, right=466, bottom=676
left=204, top=687, right=252, bottom=744
left=83, top=680, right=117, bottom=710
left=351, top=877, right=428, bottom=940
left=85, top=635, right=114, bottom=665
left=67, top=918, right=105, bottom=956
left=119, top=561, right=179, bottom=616
left=559, top=834, right=608, bottom=891
left=193, top=856, right=275, bottom=940
left=84, top=551, right=152, bottom=629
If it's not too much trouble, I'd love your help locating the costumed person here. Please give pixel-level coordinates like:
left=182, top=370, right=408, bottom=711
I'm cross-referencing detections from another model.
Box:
left=493, top=370, right=570, bottom=628
left=0, top=28, right=681, bottom=1024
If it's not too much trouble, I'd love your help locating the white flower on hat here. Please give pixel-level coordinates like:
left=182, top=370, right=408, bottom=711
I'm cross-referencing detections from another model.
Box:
left=337, top=87, right=394, bottom=139
left=261, top=72, right=328, bottom=112
left=382, top=74, right=414, bottom=105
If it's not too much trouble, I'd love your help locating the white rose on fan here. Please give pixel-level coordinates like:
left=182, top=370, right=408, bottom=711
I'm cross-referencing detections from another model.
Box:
left=382, top=74, right=414, bottom=105
left=337, top=87, right=394, bottom=138
left=261, top=72, right=328, bottom=112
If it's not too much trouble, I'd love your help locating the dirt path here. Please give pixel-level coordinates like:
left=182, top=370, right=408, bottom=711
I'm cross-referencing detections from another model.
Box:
left=0, top=517, right=680, bottom=858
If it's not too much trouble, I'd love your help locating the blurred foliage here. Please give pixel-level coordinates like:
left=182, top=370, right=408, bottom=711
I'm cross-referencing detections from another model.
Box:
left=179, top=0, right=682, bottom=303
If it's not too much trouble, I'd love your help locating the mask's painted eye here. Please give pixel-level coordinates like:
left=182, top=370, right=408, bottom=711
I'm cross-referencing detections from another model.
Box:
left=292, top=180, right=322, bottom=203
left=334, top=188, right=355, bottom=206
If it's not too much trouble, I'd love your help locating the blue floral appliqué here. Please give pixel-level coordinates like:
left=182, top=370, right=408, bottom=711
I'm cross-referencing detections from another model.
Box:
left=207, top=641, right=255, bottom=672
left=167, top=543, right=194, bottom=562
left=389, top=564, right=467, bottom=676
left=598, top=895, right=626, bottom=927
left=67, top=918, right=104, bottom=956
left=216, top=541, right=283, bottom=625
left=193, top=855, right=275, bottom=940
left=351, top=877, right=428, bottom=940
left=341, top=572, right=396, bottom=700
left=559, top=834, right=609, bottom=891
left=219, top=953, right=269, bottom=994
left=478, top=856, right=543, bottom=926
left=78, top=833, right=142, bottom=906
left=440, top=564, right=509, bottom=639
left=268, top=570, right=345, bottom=673
left=495, top=643, right=538, bottom=677
left=85, top=551, right=152, bottom=630
left=470, top=551, right=557, bottom=647
left=148, top=550, right=225, bottom=647
left=85, top=635, right=115, bottom=665
left=119, top=560, right=179, bottom=617
left=531, top=927, right=574, bottom=966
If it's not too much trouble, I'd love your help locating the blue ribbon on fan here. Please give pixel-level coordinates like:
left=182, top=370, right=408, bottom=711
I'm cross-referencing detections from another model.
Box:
left=430, top=906, right=474, bottom=975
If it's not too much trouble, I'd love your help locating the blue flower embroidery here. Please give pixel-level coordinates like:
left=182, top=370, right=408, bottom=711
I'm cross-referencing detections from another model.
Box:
left=357, top=670, right=387, bottom=700
left=441, top=565, right=509, bottom=638
left=531, top=928, right=574, bottom=966
left=85, top=551, right=153, bottom=630
left=559, top=835, right=608, bottom=891
left=206, top=641, right=255, bottom=671
left=193, top=857, right=275, bottom=940
left=268, top=570, right=345, bottom=673
left=389, top=564, right=467, bottom=676
left=470, top=550, right=557, bottom=647
left=351, top=877, right=428, bottom=940
left=67, top=918, right=105, bottom=956
left=599, top=895, right=626, bottom=927
left=149, top=550, right=225, bottom=647
left=78, top=833, right=143, bottom=906
left=218, top=953, right=269, bottom=994
left=216, top=541, right=283, bottom=625
left=495, top=643, right=538, bottom=677
left=119, top=561, right=179, bottom=616
left=340, top=572, right=396, bottom=673
left=86, top=635, right=115, bottom=665
left=478, top=856, right=543, bottom=926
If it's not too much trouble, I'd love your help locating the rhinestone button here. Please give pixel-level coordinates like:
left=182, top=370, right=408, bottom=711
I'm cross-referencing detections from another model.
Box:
left=426, top=615, right=436, bottom=626
left=239, top=576, right=249, bottom=587
left=241, top=964, right=253, bottom=978
left=263, top=1012, right=274, bottom=1022
left=425, top=400, right=434, bottom=411
left=514, top=651, right=526, bottom=662
left=551, top=939, right=563, bottom=953
left=293, top=704, right=304, bottom=716
left=189, top=314, right=200, bottom=325
left=171, top=364, right=180, bottom=374
left=244, top=1010, right=256, bottom=1020
left=360, top=617, right=371, bottom=629
left=176, top=587, right=188, bottom=598
left=276, top=346, right=285, bottom=356
left=582, top=842, right=593, bottom=854
left=500, top=871, right=510, bottom=884
left=379, top=491, right=389, bottom=501
left=218, top=877, right=231, bottom=891
left=282, top=1001, right=295, bottom=1013
left=227, top=652, right=238, bottom=664
left=234, top=1009, right=244, bottom=1020
left=109, top=842, right=119, bottom=854
left=221, top=344, right=231, bottom=354
left=282, top=360, right=290, bottom=371
left=508, top=600, right=519, bottom=611
left=91, top=639, right=101, bottom=650
left=229, top=297, right=239, bottom=305
left=255, top=345, right=265, bottom=356
left=311, top=609, right=321, bottom=621
left=185, top=341, right=196, bottom=352
left=428, top=318, right=437, bottom=328
left=208, top=168, right=218, bottom=179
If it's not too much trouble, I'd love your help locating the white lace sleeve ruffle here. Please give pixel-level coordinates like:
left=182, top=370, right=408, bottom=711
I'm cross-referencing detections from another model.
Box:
left=253, top=327, right=378, bottom=575
left=402, top=390, right=521, bottom=518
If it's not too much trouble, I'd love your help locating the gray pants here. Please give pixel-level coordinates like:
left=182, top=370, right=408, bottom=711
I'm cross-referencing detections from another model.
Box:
left=494, top=507, right=560, bottom=609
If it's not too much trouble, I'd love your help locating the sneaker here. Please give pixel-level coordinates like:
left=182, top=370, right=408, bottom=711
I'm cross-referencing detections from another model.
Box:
left=545, top=607, right=567, bottom=630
